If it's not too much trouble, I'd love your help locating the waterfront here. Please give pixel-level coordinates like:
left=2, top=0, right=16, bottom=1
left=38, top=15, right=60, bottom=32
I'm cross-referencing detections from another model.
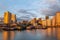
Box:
left=0, top=28, right=60, bottom=40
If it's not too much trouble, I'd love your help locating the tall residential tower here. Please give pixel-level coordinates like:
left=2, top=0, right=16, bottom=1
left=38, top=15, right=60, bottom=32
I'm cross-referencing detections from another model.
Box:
left=11, top=14, right=17, bottom=23
left=4, top=11, right=11, bottom=24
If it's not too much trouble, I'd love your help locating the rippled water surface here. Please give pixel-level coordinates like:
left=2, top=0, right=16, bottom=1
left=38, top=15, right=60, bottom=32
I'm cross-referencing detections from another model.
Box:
left=0, top=28, right=60, bottom=40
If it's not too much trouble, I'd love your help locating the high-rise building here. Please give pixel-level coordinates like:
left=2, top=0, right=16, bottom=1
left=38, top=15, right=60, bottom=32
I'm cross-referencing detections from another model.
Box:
left=56, top=12, right=60, bottom=26
left=51, top=16, right=56, bottom=27
left=11, top=14, right=16, bottom=23
left=4, top=11, right=11, bottom=24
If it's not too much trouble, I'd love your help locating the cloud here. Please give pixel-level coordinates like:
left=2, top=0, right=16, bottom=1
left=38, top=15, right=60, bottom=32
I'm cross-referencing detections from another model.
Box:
left=17, top=0, right=60, bottom=19
left=41, top=0, right=60, bottom=16
left=31, top=0, right=60, bottom=16
left=18, top=9, right=37, bottom=18
left=17, top=9, right=38, bottom=20
left=19, top=16, right=31, bottom=20
left=1, top=0, right=60, bottom=18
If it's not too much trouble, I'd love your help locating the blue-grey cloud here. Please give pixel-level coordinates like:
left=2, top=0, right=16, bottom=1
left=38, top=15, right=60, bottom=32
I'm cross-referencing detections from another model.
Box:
left=18, top=9, right=37, bottom=17
left=42, top=5, right=60, bottom=16
left=40, top=0, right=60, bottom=16
left=1, top=0, right=60, bottom=18
left=17, top=9, right=38, bottom=20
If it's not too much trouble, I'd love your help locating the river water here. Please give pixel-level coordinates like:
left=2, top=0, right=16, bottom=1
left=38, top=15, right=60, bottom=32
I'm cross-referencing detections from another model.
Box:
left=0, top=28, right=60, bottom=40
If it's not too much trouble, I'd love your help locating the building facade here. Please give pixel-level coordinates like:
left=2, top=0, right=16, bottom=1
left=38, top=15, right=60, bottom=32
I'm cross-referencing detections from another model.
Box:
left=56, top=12, right=60, bottom=26
left=51, top=16, right=56, bottom=27
left=11, top=14, right=16, bottom=23
left=4, top=11, right=11, bottom=24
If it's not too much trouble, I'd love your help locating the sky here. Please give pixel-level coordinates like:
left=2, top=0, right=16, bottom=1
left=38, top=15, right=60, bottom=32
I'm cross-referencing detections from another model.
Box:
left=0, top=0, right=60, bottom=19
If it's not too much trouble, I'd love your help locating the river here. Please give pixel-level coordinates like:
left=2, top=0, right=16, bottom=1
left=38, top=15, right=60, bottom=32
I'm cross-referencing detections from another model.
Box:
left=0, top=28, right=60, bottom=40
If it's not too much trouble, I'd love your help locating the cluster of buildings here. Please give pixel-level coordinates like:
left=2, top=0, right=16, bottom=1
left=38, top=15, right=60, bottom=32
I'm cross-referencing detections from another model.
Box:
left=4, top=11, right=17, bottom=25
left=30, top=12, right=60, bottom=28
left=0, top=11, right=60, bottom=29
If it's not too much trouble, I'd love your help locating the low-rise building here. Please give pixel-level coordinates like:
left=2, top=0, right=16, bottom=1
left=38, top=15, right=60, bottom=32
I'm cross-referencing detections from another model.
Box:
left=42, top=20, right=46, bottom=28
left=47, top=19, right=52, bottom=27
left=51, top=16, right=56, bottom=27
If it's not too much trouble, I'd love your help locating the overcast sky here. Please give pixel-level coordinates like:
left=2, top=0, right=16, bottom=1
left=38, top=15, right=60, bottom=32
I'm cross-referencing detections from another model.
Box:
left=0, top=0, right=60, bottom=19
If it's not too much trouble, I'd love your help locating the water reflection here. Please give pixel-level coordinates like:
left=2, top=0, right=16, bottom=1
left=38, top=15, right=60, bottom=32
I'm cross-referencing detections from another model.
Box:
left=47, top=28, right=57, bottom=40
left=3, top=31, right=15, bottom=40
left=1, top=28, right=60, bottom=40
left=56, top=27, right=60, bottom=40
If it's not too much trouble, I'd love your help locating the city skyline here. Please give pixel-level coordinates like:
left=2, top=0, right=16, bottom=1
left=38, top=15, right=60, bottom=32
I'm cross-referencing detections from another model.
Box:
left=0, top=0, right=60, bottom=19
left=0, top=0, right=60, bottom=40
